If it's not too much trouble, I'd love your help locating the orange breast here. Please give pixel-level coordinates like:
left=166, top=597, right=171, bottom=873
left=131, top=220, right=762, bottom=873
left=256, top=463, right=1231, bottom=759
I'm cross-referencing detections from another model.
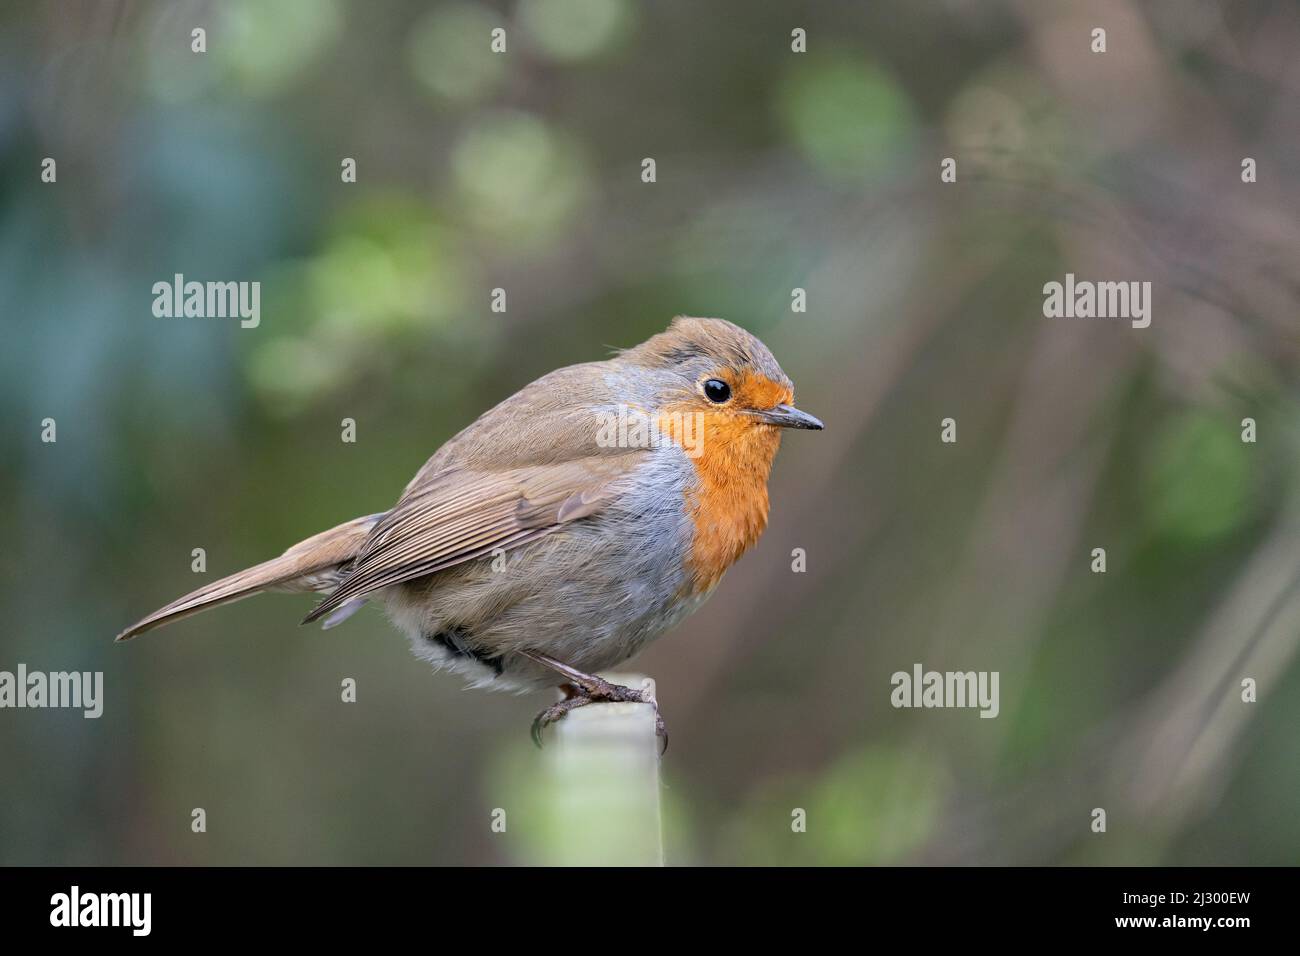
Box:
left=658, top=404, right=783, bottom=594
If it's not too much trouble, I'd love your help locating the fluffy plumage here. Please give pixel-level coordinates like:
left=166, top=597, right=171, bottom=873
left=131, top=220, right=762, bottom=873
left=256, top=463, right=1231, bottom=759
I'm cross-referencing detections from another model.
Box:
left=117, top=316, right=816, bottom=694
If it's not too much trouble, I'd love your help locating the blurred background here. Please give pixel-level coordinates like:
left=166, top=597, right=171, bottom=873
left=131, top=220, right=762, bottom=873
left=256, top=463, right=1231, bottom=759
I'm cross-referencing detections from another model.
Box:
left=2, top=0, right=1299, bottom=865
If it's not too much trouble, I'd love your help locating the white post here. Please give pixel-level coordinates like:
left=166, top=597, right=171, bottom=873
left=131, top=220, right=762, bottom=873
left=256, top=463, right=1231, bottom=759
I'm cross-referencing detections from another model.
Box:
left=541, top=675, right=665, bottom=866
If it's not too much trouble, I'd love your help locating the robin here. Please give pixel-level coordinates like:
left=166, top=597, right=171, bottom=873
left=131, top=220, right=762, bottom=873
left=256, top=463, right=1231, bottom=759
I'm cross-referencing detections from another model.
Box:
left=117, top=316, right=823, bottom=745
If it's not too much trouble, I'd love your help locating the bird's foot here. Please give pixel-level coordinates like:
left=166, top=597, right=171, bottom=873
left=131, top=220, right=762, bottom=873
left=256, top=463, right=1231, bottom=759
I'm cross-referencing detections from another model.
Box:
left=530, top=679, right=668, bottom=752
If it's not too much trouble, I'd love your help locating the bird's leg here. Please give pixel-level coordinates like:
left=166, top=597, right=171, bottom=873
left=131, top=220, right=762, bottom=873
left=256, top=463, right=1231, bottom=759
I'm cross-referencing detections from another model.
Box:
left=521, top=650, right=667, bottom=750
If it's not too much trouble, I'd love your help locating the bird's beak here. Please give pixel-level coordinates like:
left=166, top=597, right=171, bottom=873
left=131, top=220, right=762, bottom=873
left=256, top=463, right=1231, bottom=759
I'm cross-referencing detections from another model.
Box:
left=755, top=403, right=824, bottom=430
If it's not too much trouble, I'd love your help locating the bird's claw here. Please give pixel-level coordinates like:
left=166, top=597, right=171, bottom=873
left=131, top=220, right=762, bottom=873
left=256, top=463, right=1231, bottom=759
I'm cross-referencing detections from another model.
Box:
left=530, top=695, right=587, bottom=747
left=530, top=682, right=668, bottom=753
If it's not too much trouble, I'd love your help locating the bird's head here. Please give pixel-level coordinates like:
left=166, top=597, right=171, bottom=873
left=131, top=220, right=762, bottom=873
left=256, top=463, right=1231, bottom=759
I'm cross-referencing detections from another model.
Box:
left=620, top=316, right=824, bottom=458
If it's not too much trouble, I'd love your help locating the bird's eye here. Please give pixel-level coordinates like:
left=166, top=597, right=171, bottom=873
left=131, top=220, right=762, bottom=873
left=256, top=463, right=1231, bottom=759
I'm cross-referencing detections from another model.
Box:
left=702, top=378, right=731, bottom=403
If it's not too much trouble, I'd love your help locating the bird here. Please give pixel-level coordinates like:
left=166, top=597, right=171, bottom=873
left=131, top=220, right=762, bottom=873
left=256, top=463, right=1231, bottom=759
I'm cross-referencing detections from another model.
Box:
left=116, top=316, right=823, bottom=746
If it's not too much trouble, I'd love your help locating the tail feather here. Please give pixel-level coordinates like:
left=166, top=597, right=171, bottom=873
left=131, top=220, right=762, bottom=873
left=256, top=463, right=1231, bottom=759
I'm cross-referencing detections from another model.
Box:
left=115, top=513, right=384, bottom=642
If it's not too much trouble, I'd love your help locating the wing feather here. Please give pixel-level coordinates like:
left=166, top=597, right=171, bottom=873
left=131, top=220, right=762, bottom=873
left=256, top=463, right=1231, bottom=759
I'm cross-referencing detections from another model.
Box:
left=301, top=455, right=640, bottom=623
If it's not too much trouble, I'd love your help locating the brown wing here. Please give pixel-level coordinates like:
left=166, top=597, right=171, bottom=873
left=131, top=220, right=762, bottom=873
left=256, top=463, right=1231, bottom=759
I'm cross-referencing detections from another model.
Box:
left=300, top=454, right=639, bottom=624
